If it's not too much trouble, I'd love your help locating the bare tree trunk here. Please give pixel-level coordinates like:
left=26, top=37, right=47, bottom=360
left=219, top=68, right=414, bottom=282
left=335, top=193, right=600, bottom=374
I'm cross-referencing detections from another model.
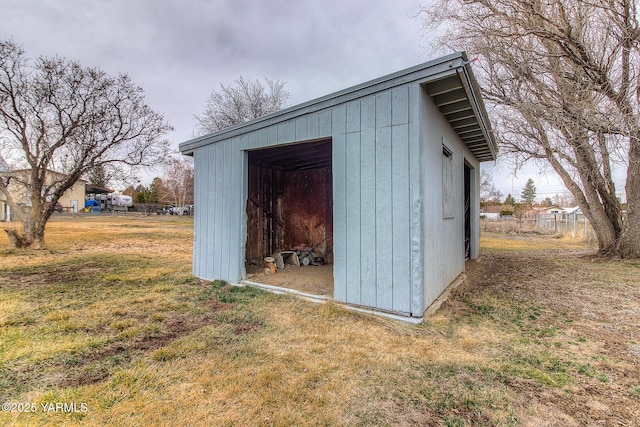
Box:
left=4, top=229, right=30, bottom=248
left=546, top=142, right=618, bottom=251
left=3, top=200, right=49, bottom=249
left=613, top=137, right=640, bottom=257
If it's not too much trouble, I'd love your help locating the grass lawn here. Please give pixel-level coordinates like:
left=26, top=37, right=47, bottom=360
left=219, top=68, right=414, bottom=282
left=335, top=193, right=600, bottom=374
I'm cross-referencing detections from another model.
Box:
left=1, top=215, right=639, bottom=426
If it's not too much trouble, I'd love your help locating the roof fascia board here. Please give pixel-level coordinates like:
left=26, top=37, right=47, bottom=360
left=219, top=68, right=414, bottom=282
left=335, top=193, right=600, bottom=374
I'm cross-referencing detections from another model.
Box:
left=180, top=53, right=468, bottom=155
left=456, top=65, right=498, bottom=160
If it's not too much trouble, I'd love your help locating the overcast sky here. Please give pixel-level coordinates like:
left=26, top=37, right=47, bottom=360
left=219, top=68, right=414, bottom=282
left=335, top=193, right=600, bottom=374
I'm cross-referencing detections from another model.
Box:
left=1, top=0, right=581, bottom=200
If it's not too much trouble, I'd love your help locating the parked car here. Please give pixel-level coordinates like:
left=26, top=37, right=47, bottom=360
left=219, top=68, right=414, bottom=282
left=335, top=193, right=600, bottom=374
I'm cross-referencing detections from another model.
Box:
left=46, top=201, right=64, bottom=212
left=157, top=205, right=175, bottom=215
left=174, top=205, right=194, bottom=215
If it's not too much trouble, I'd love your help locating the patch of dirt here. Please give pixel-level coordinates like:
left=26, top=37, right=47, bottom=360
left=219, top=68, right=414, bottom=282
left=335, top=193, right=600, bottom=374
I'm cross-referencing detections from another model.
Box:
left=245, top=263, right=334, bottom=296
left=445, top=249, right=640, bottom=426
left=59, top=313, right=220, bottom=387
left=0, top=261, right=107, bottom=290
left=234, top=324, right=260, bottom=335
left=3, top=307, right=231, bottom=393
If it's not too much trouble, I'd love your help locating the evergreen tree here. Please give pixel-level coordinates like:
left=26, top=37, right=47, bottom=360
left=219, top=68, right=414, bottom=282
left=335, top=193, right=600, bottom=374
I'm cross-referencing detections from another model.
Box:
left=504, top=193, right=516, bottom=205
left=521, top=179, right=537, bottom=205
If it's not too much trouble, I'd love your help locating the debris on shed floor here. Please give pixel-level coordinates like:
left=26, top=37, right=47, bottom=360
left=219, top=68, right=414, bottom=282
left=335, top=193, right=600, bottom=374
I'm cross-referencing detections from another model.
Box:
left=245, top=263, right=334, bottom=297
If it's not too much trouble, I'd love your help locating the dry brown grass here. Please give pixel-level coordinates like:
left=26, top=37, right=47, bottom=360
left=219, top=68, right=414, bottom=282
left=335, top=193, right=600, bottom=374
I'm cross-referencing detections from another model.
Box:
left=1, top=215, right=638, bottom=426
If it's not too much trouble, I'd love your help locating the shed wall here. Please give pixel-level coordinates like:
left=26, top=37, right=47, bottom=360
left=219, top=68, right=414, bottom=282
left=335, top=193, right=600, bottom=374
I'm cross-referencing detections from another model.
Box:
left=192, top=84, right=424, bottom=315
left=191, top=82, right=483, bottom=317
left=418, top=86, right=480, bottom=308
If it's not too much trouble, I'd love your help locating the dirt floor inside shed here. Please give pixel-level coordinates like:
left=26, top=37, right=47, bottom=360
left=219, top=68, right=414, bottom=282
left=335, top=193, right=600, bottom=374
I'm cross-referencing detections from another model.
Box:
left=245, top=263, right=334, bottom=296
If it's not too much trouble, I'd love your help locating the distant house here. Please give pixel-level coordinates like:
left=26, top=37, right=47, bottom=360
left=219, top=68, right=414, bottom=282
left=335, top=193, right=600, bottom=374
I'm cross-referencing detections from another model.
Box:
left=545, top=206, right=582, bottom=219
left=179, top=52, right=497, bottom=319
left=546, top=207, right=564, bottom=214
left=0, top=168, right=86, bottom=221
left=481, top=205, right=506, bottom=220
left=564, top=206, right=582, bottom=215
left=481, top=212, right=500, bottom=221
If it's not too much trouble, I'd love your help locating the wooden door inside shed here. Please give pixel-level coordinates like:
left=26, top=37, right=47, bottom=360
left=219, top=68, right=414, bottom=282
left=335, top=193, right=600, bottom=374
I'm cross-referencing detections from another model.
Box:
left=245, top=139, right=333, bottom=265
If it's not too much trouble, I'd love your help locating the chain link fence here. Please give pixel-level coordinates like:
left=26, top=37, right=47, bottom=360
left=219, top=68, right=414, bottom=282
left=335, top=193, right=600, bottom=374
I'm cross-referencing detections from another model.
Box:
left=481, top=212, right=598, bottom=242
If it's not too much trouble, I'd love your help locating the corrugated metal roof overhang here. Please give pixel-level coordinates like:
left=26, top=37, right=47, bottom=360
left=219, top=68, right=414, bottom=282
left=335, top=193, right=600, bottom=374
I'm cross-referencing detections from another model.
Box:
left=180, top=52, right=497, bottom=162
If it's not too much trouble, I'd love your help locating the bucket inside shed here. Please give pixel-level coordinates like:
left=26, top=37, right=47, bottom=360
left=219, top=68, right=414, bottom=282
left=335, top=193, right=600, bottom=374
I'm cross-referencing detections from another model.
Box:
left=244, top=139, right=333, bottom=297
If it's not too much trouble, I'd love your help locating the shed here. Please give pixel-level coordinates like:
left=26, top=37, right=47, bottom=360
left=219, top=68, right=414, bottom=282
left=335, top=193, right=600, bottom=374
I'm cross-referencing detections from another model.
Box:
left=179, top=52, right=497, bottom=319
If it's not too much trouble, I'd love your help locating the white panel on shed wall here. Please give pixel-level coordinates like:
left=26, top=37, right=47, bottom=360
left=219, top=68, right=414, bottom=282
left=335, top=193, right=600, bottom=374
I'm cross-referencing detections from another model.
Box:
left=392, top=124, right=411, bottom=313
left=376, top=92, right=392, bottom=127
left=229, top=139, right=242, bottom=282
left=191, top=149, right=199, bottom=276
left=198, top=146, right=210, bottom=279
left=267, top=125, right=278, bottom=146
left=319, top=110, right=332, bottom=136
left=419, top=88, right=445, bottom=307
left=239, top=134, right=249, bottom=150
left=240, top=150, right=248, bottom=280
left=360, top=97, right=376, bottom=130
left=332, top=104, right=347, bottom=302
left=193, top=148, right=204, bottom=277
left=332, top=132, right=347, bottom=302
left=306, top=112, right=319, bottom=139
left=332, top=105, right=346, bottom=135
left=256, top=128, right=268, bottom=149
left=360, top=127, right=377, bottom=307
left=392, top=86, right=409, bottom=125
left=248, top=131, right=259, bottom=150
left=213, top=142, right=225, bottom=279
left=277, top=121, right=296, bottom=144
left=408, top=85, right=424, bottom=315
left=295, top=117, right=307, bottom=141
left=346, top=131, right=361, bottom=304
left=205, top=145, right=218, bottom=280
left=375, top=125, right=393, bottom=310
left=221, top=140, right=233, bottom=280
left=346, top=101, right=361, bottom=133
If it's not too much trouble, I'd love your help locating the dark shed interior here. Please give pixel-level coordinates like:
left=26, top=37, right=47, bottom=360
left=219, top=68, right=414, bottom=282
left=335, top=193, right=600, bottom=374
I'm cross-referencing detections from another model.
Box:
left=245, top=139, right=333, bottom=271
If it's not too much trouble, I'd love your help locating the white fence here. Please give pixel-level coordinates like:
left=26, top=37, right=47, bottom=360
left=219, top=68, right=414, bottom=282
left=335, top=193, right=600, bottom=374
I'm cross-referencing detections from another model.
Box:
left=481, top=212, right=596, bottom=240
left=535, top=213, right=591, bottom=235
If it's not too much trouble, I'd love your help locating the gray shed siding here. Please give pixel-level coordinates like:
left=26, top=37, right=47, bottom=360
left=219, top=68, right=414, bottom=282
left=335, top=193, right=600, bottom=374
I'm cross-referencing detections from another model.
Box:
left=418, top=89, right=480, bottom=307
left=183, top=53, right=496, bottom=318
left=191, top=84, right=422, bottom=315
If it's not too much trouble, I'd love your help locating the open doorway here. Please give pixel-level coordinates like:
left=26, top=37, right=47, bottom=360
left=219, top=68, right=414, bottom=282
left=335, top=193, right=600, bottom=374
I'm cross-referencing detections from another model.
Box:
left=244, top=139, right=334, bottom=296
left=464, top=163, right=472, bottom=259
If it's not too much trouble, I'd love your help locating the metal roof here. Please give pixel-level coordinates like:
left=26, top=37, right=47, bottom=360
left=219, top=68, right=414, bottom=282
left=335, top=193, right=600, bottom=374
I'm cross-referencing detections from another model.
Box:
left=180, top=52, right=497, bottom=161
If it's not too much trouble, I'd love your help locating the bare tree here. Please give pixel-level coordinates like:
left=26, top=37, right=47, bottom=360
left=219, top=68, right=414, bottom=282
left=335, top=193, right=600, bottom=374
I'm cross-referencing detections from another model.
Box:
left=553, top=192, right=577, bottom=208
left=194, top=76, right=290, bottom=135
left=421, top=0, right=640, bottom=257
left=158, top=157, right=194, bottom=211
left=0, top=40, right=172, bottom=248
left=480, top=169, right=504, bottom=204
left=85, top=164, right=113, bottom=188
